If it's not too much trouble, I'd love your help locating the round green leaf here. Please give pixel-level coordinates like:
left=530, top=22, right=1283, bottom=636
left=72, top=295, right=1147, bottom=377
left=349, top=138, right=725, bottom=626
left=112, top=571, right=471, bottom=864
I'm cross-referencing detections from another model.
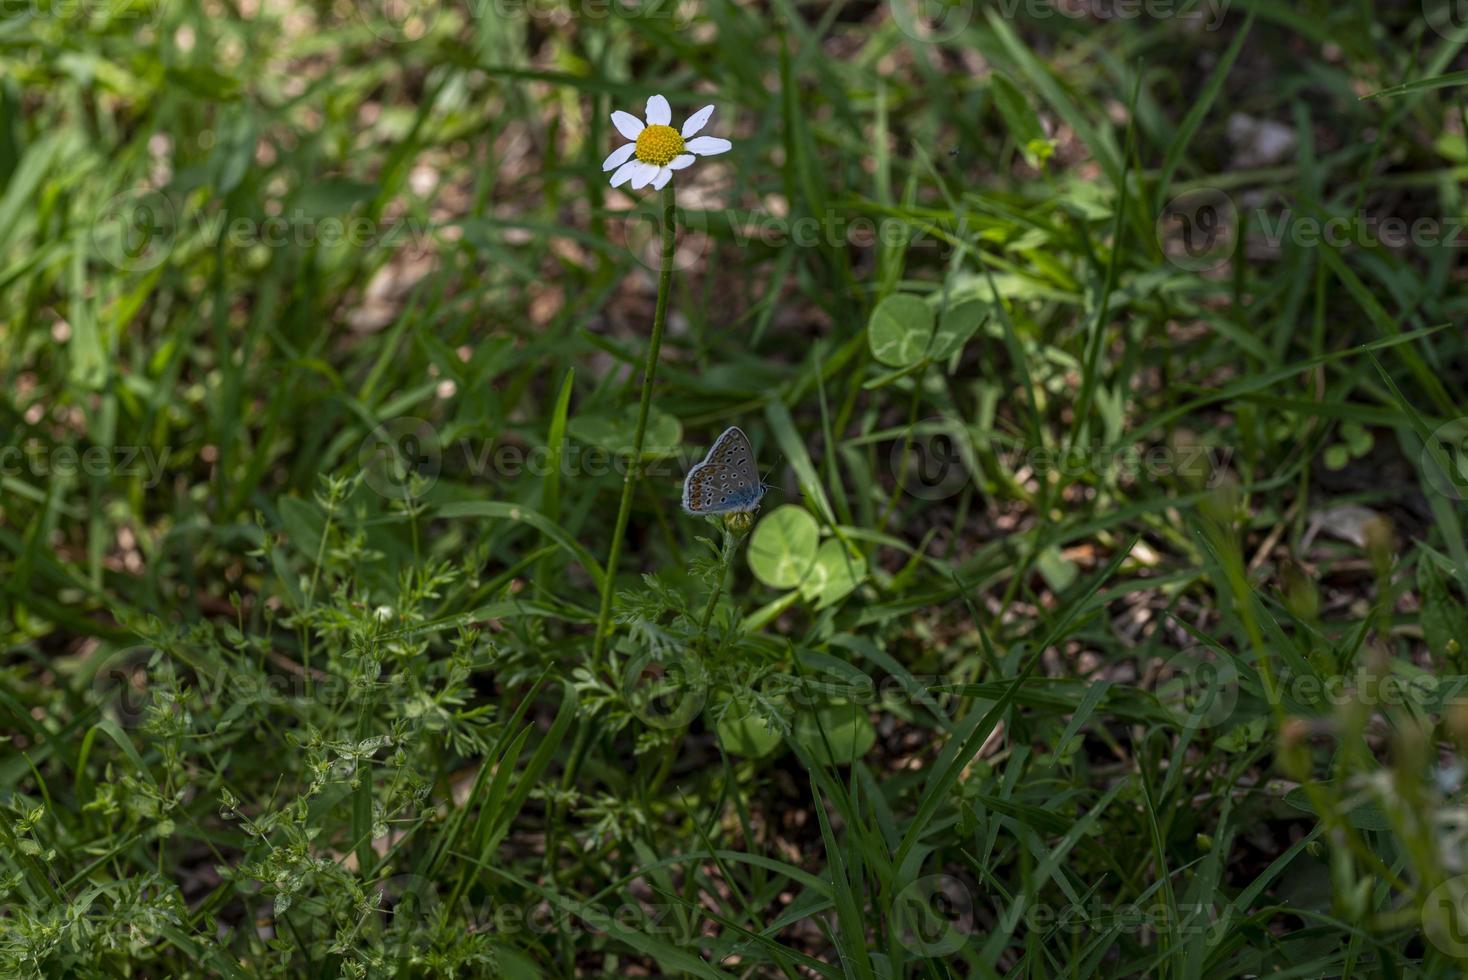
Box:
left=748, top=505, right=819, bottom=589
left=868, top=294, right=934, bottom=367
left=716, top=707, right=784, bottom=758
left=932, top=298, right=987, bottom=360
left=800, top=539, right=867, bottom=608
left=791, top=702, right=876, bottom=765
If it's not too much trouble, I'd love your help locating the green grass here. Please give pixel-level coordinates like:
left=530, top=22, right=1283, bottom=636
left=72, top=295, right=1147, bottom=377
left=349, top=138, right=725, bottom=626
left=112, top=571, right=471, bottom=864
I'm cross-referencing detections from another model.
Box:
left=4, top=0, right=1468, bottom=976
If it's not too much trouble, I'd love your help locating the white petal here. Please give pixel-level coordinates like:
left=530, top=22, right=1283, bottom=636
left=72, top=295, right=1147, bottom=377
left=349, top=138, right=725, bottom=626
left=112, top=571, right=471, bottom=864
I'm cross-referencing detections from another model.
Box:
left=685, top=136, right=732, bottom=156
left=602, top=142, right=636, bottom=171
left=609, top=159, right=640, bottom=187
left=651, top=167, right=674, bottom=190
left=611, top=111, right=644, bottom=140
left=667, top=154, right=696, bottom=170
left=681, top=104, right=715, bottom=138
left=645, top=94, right=671, bottom=126
left=629, top=161, right=660, bottom=189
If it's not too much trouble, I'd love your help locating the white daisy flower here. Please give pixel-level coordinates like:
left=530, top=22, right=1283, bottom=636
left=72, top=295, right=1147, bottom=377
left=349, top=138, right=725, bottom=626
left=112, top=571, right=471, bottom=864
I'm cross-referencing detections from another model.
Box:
left=602, top=94, right=732, bottom=191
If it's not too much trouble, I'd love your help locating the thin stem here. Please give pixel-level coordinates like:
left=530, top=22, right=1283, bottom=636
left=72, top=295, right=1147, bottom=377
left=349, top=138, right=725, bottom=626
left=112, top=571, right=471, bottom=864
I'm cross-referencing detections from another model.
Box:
left=593, top=185, right=676, bottom=663
left=697, top=526, right=736, bottom=652
left=649, top=525, right=739, bottom=796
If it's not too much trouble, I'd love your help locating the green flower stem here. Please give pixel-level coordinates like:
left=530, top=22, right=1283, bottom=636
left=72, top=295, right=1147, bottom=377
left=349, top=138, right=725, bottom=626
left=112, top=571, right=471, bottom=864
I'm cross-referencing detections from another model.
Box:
left=593, top=184, right=676, bottom=663
left=697, top=523, right=739, bottom=652
left=648, top=523, right=740, bottom=796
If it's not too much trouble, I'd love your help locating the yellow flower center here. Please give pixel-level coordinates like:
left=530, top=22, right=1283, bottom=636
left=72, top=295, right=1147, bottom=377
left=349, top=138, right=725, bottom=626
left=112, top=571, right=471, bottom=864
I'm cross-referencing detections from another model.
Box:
left=635, top=124, right=685, bottom=166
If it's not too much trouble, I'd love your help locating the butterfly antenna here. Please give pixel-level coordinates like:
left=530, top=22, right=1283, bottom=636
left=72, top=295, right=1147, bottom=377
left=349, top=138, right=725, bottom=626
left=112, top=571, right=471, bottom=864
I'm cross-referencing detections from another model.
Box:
left=761, top=454, right=784, bottom=487
left=758, top=456, right=807, bottom=499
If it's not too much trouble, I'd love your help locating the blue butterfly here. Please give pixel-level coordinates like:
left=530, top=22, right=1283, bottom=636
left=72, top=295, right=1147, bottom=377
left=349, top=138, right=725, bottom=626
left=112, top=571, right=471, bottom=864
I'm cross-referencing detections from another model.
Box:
left=682, top=426, right=768, bottom=514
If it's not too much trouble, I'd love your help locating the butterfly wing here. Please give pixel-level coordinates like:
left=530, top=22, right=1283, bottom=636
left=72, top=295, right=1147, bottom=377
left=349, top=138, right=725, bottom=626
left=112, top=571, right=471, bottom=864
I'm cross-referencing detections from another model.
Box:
left=681, top=429, right=729, bottom=513
left=713, top=427, right=758, bottom=511
left=682, top=456, right=716, bottom=512
left=683, top=426, right=766, bottom=514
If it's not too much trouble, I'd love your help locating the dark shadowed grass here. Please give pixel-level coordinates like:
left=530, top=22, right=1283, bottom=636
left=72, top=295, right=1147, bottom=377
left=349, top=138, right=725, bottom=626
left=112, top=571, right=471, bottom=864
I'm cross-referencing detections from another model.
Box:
left=3, top=0, right=1468, bottom=976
